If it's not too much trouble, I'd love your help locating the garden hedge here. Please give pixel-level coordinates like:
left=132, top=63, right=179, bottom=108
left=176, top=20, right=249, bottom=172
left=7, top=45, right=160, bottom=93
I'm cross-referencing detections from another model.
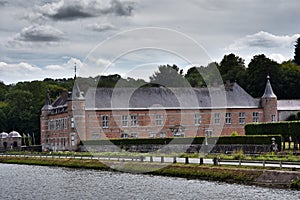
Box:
left=245, top=121, right=300, bottom=141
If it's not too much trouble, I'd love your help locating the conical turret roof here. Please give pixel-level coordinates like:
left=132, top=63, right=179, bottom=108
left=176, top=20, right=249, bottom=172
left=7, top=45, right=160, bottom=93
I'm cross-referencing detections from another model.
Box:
left=262, top=75, right=276, bottom=98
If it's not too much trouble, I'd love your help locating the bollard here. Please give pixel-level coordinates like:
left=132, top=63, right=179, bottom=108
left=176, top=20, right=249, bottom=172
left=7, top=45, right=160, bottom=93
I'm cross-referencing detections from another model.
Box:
left=173, top=157, right=177, bottom=164
left=161, top=156, right=164, bottom=163
left=263, top=160, right=265, bottom=168
left=199, top=157, right=203, bottom=165
left=150, top=156, right=153, bottom=162
left=185, top=157, right=189, bottom=164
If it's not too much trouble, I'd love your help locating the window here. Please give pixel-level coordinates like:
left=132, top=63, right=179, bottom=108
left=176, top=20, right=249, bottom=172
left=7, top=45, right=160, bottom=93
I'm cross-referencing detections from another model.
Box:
left=252, top=112, right=259, bottom=122
left=194, top=113, right=201, bottom=125
left=214, top=113, right=220, bottom=124
left=225, top=113, right=232, bottom=124
left=120, top=132, right=129, bottom=138
left=150, top=133, right=157, bottom=138
left=205, top=129, right=213, bottom=137
left=160, top=132, right=166, bottom=138
left=71, top=117, right=74, bottom=128
left=121, top=115, right=128, bottom=127
left=130, top=115, right=138, bottom=126
left=272, top=115, right=276, bottom=122
left=239, top=112, right=246, bottom=124
left=102, top=115, right=109, bottom=128
left=155, top=114, right=163, bottom=126
left=131, top=133, right=138, bottom=138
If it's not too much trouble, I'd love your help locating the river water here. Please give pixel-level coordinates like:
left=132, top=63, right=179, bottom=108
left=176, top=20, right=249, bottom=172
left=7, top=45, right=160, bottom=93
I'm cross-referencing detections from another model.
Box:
left=0, top=164, right=300, bottom=200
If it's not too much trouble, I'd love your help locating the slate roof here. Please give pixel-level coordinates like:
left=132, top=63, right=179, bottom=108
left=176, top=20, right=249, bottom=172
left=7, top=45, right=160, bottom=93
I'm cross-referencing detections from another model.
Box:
left=262, top=76, right=277, bottom=98
left=278, top=100, right=300, bottom=111
left=85, top=82, right=260, bottom=110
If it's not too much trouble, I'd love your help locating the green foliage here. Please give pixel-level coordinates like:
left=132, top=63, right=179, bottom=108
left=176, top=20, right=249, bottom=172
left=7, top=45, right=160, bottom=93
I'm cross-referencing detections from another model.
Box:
left=185, top=66, right=206, bottom=87
left=294, top=37, right=300, bottom=66
left=245, top=121, right=300, bottom=142
left=231, top=131, right=238, bottom=136
left=245, top=54, right=282, bottom=98
left=219, top=53, right=246, bottom=83
left=150, top=64, right=188, bottom=87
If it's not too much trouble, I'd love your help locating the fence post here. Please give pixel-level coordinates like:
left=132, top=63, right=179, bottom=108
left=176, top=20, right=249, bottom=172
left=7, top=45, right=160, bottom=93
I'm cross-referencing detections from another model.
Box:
left=140, top=156, right=144, bottom=162
left=185, top=157, right=189, bottom=164
left=213, top=157, right=218, bottom=166
left=173, top=157, right=177, bottom=164
left=161, top=156, right=164, bottom=163
left=239, top=159, right=241, bottom=166
left=263, top=160, right=265, bottom=168
left=150, top=156, right=153, bottom=162
left=200, top=157, right=203, bottom=165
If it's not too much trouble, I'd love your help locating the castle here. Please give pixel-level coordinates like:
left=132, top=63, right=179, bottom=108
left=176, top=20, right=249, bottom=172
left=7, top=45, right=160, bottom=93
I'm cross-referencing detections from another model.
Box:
left=40, top=77, right=300, bottom=151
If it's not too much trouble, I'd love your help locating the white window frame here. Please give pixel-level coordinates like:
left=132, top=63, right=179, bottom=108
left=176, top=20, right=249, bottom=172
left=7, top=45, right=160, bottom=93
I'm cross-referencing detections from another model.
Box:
left=102, top=115, right=109, bottom=128
left=155, top=114, right=163, bottom=126
left=130, top=114, right=138, bottom=127
left=120, top=132, right=129, bottom=138
left=121, top=115, right=128, bottom=127
left=272, top=115, right=276, bottom=122
left=214, top=113, right=220, bottom=124
left=131, top=133, right=138, bottom=138
left=239, top=112, right=246, bottom=124
left=225, top=113, right=232, bottom=124
left=252, top=112, right=259, bottom=122
left=205, top=129, right=213, bottom=137
left=160, top=132, right=166, bottom=138
left=194, top=113, right=201, bottom=125
left=150, top=133, right=157, bottom=138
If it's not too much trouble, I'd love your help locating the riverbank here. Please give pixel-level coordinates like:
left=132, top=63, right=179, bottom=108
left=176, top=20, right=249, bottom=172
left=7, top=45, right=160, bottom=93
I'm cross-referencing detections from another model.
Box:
left=1, top=156, right=300, bottom=190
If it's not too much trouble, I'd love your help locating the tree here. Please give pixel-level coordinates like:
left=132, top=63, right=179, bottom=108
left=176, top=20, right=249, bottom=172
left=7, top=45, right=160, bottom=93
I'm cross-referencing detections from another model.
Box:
left=280, top=60, right=300, bottom=99
left=185, top=66, right=205, bottom=87
left=149, top=64, right=188, bottom=87
left=218, top=53, right=246, bottom=84
left=246, top=54, right=283, bottom=98
left=294, top=37, right=300, bottom=65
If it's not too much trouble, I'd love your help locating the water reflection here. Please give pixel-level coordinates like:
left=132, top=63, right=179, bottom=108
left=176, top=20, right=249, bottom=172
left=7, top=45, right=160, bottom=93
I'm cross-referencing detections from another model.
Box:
left=0, top=164, right=299, bottom=200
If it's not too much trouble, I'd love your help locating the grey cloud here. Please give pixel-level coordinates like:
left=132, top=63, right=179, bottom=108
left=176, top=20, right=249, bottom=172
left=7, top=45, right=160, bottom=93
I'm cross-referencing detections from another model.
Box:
left=0, top=0, right=7, bottom=6
left=15, top=25, right=64, bottom=42
left=39, top=0, right=136, bottom=21
left=49, top=5, right=94, bottom=20
left=227, top=31, right=300, bottom=50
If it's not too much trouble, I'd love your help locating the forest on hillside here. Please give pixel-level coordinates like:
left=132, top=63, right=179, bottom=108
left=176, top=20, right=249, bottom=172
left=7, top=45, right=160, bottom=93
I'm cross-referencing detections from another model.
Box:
left=1, top=37, right=300, bottom=143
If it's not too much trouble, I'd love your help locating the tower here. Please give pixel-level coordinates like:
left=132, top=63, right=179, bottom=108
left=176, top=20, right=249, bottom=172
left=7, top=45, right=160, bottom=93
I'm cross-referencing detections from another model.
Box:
left=40, top=90, right=52, bottom=150
left=68, top=81, right=86, bottom=150
left=261, top=76, right=277, bottom=122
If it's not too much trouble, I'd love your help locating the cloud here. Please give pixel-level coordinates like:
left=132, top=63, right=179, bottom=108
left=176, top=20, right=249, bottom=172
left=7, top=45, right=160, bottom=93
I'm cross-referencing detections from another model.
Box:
left=15, top=25, right=64, bottom=42
left=269, top=53, right=287, bottom=64
left=227, top=31, right=300, bottom=50
left=5, top=25, right=65, bottom=48
left=0, top=58, right=84, bottom=84
left=37, top=0, right=136, bottom=21
left=86, top=23, right=116, bottom=32
left=0, top=61, right=42, bottom=84
left=0, top=0, right=7, bottom=7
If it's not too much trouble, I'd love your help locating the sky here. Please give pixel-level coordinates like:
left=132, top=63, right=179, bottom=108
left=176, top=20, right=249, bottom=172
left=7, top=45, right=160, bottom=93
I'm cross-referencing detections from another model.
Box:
left=0, top=0, right=300, bottom=84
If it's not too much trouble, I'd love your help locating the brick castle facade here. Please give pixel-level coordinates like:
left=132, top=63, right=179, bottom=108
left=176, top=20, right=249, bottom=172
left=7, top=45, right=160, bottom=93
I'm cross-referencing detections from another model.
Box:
left=40, top=77, right=299, bottom=151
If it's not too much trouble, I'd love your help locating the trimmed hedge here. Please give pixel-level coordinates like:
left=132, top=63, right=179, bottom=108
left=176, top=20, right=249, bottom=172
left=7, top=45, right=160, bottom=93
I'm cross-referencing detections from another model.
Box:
left=83, top=135, right=281, bottom=148
left=245, top=121, right=300, bottom=141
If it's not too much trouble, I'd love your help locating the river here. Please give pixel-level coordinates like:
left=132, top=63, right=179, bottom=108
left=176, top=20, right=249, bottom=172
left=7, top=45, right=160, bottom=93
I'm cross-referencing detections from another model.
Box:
left=0, top=164, right=299, bottom=200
